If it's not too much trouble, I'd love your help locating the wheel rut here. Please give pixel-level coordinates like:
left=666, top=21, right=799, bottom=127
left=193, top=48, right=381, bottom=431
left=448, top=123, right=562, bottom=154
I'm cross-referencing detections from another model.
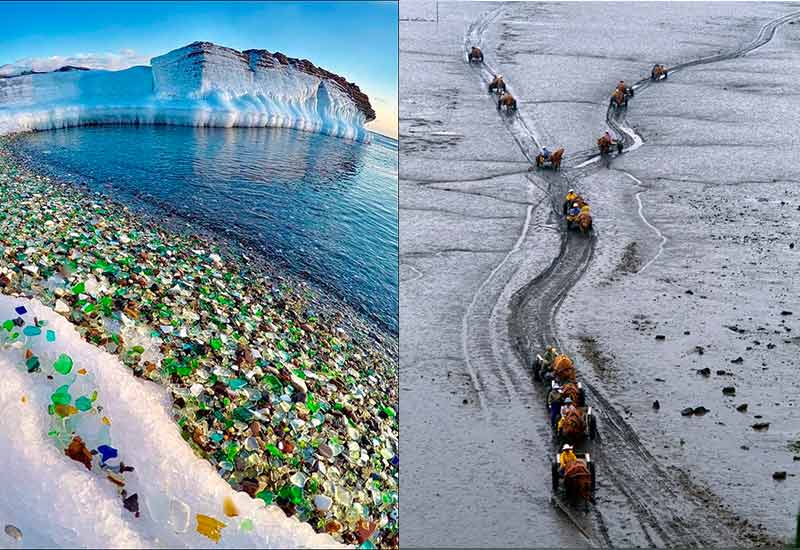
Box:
left=464, top=4, right=800, bottom=548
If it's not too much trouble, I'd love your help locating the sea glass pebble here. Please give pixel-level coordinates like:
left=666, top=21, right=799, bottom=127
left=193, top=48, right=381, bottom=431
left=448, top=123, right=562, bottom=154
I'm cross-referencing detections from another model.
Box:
left=53, top=354, right=73, bottom=375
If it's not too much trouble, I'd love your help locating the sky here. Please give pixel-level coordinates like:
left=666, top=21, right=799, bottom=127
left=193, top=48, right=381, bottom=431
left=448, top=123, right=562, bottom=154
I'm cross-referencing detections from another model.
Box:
left=0, top=1, right=398, bottom=138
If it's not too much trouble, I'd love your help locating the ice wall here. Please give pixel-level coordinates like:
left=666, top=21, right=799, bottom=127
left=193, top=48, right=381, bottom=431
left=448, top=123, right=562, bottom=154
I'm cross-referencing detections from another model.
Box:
left=0, top=42, right=375, bottom=141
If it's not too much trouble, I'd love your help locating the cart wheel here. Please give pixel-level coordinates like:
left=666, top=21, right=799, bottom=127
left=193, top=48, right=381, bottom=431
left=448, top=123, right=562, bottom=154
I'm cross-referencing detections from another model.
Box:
left=551, top=461, right=560, bottom=492
left=589, top=414, right=597, bottom=440
left=589, top=461, right=596, bottom=492
left=578, top=388, right=586, bottom=407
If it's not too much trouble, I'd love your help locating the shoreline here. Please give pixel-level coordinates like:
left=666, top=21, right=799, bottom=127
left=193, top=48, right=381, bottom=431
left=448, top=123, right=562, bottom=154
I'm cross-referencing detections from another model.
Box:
left=0, top=132, right=398, bottom=547
left=7, top=130, right=397, bottom=345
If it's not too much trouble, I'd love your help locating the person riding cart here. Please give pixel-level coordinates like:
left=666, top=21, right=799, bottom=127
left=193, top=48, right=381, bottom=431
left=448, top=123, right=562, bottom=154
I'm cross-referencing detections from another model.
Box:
left=538, top=345, right=558, bottom=381
left=548, top=383, right=563, bottom=427
left=565, top=189, right=578, bottom=203
left=564, top=189, right=579, bottom=215
left=558, top=444, right=577, bottom=476
left=488, top=74, right=506, bottom=94
left=651, top=64, right=668, bottom=80
left=559, top=396, right=577, bottom=423
left=568, top=202, right=581, bottom=218
left=468, top=46, right=484, bottom=63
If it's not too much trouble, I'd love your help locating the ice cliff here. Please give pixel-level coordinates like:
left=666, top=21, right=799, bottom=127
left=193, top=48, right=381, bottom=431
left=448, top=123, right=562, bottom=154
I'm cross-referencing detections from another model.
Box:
left=0, top=42, right=375, bottom=141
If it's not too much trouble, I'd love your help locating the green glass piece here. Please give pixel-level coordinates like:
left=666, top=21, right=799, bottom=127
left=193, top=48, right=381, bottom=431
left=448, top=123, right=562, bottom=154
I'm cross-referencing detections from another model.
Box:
left=240, top=518, right=254, bottom=532
left=75, top=396, right=92, bottom=411
left=264, top=374, right=282, bottom=393
left=306, top=394, right=320, bottom=414
left=228, top=378, right=247, bottom=390
left=383, top=406, right=396, bottom=418
left=2, top=320, right=13, bottom=331
left=53, top=354, right=73, bottom=375
left=225, top=442, right=240, bottom=462
left=288, top=485, right=303, bottom=504
left=307, top=478, right=319, bottom=493
left=210, top=432, right=224, bottom=443
left=71, top=281, right=85, bottom=295
left=26, top=356, right=40, bottom=372
left=90, top=390, right=98, bottom=402
left=176, top=365, right=192, bottom=376
left=210, top=338, right=222, bottom=350
left=46, top=330, right=56, bottom=342
left=255, top=490, right=273, bottom=505
left=51, top=390, right=71, bottom=405
left=266, top=444, right=284, bottom=459
left=23, top=325, right=41, bottom=336
left=232, top=407, right=253, bottom=422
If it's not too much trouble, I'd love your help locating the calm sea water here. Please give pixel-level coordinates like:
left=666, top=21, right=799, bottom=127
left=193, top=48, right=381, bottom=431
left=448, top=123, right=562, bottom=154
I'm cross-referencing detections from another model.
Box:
left=17, top=126, right=398, bottom=333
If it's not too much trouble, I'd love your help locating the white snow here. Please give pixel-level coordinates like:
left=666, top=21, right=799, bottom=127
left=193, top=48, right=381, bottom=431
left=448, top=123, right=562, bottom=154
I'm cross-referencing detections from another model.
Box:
left=0, top=44, right=370, bottom=141
left=0, top=296, right=342, bottom=549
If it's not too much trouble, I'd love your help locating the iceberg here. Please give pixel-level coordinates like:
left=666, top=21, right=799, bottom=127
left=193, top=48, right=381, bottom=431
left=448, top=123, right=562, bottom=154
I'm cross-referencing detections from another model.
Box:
left=0, top=42, right=375, bottom=141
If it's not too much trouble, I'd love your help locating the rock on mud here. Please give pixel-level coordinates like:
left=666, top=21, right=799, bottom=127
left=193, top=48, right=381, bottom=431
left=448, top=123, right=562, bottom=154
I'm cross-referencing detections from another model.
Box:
left=4, top=525, right=22, bottom=541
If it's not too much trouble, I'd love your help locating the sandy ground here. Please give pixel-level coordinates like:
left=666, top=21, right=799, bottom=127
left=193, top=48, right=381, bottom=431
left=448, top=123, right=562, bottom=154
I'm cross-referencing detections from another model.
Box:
left=401, top=1, right=800, bottom=547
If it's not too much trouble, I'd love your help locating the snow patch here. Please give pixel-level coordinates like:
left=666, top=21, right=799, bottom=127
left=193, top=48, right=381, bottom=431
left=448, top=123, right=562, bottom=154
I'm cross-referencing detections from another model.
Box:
left=0, top=296, right=341, bottom=548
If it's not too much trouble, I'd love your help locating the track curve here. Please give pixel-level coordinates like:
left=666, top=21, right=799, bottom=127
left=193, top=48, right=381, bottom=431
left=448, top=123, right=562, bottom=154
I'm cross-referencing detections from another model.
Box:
left=466, top=5, right=800, bottom=548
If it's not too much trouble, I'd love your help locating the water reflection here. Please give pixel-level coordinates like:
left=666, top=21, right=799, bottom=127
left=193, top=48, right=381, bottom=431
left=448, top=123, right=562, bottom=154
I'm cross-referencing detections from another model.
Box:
left=18, top=125, right=398, bottom=332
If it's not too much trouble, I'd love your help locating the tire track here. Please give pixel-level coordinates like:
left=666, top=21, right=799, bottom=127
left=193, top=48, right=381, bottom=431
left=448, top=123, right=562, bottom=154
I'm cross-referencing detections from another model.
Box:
left=463, top=6, right=609, bottom=546
left=504, top=8, right=800, bottom=548
left=460, top=6, right=581, bottom=411
left=607, top=10, right=800, bottom=152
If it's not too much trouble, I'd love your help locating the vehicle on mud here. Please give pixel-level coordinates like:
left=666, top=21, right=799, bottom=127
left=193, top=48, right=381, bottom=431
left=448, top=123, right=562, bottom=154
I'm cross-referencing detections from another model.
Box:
left=566, top=206, right=592, bottom=234
left=597, top=133, right=623, bottom=155
left=609, top=86, right=633, bottom=110
left=535, top=352, right=576, bottom=384
left=535, top=147, right=564, bottom=171
left=651, top=64, right=668, bottom=81
left=562, top=193, right=587, bottom=216
left=497, top=92, right=517, bottom=113
left=547, top=380, right=587, bottom=407
left=552, top=451, right=596, bottom=504
left=557, top=404, right=598, bottom=443
left=468, top=46, right=484, bottom=63
left=488, top=75, right=506, bottom=95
